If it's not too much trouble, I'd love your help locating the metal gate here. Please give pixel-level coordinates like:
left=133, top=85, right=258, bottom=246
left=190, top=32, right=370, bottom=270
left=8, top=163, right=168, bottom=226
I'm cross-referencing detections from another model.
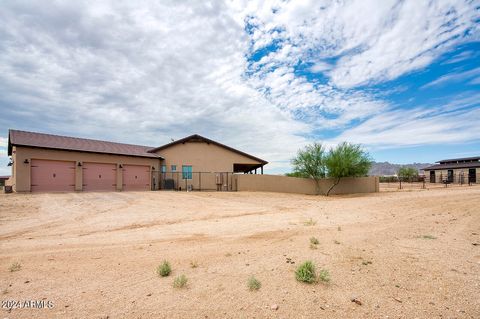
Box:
left=158, top=171, right=236, bottom=191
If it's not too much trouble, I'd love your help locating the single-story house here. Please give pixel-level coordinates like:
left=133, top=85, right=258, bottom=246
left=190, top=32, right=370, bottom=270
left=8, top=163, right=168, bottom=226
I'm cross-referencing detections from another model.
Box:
left=7, top=129, right=267, bottom=192
left=423, top=156, right=479, bottom=184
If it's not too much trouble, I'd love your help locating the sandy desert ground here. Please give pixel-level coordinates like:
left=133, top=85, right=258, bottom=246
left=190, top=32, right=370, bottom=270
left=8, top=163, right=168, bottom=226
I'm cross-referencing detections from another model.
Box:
left=0, top=187, right=479, bottom=318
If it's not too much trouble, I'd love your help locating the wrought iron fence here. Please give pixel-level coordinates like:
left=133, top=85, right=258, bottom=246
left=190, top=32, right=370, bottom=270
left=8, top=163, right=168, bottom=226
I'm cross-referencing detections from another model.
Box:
left=380, top=172, right=477, bottom=191
left=156, top=171, right=237, bottom=191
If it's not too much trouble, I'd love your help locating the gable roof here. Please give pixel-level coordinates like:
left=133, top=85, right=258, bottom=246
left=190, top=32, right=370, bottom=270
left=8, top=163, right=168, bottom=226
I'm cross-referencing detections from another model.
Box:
left=8, top=129, right=162, bottom=159
left=148, top=134, right=268, bottom=164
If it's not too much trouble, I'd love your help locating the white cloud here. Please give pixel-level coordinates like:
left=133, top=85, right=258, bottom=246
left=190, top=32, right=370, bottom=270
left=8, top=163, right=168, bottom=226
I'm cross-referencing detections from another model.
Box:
left=443, top=50, right=477, bottom=64
left=421, top=67, right=480, bottom=89
left=242, top=0, right=478, bottom=88
left=310, top=62, right=331, bottom=73
left=331, top=93, right=480, bottom=148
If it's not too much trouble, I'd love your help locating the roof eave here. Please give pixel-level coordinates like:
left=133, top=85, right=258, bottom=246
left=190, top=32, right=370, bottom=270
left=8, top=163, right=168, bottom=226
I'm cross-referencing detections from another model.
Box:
left=10, top=143, right=164, bottom=160
left=148, top=134, right=268, bottom=164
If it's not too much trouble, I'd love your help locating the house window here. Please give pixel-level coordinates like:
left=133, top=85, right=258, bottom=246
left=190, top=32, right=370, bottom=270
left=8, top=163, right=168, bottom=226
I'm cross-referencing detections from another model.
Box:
left=182, top=165, right=192, bottom=179
left=171, top=165, right=177, bottom=172
left=161, top=165, right=167, bottom=173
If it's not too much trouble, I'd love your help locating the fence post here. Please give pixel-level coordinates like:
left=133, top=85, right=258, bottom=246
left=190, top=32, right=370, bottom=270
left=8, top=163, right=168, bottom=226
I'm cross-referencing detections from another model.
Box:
left=399, top=178, right=402, bottom=190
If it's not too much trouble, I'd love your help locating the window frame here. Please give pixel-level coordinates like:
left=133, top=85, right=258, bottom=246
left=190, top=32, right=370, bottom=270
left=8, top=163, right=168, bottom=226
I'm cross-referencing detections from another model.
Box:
left=182, top=165, right=192, bottom=180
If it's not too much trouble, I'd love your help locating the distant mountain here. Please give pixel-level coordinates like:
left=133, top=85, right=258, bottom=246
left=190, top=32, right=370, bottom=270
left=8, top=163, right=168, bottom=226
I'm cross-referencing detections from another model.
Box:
left=369, top=162, right=433, bottom=176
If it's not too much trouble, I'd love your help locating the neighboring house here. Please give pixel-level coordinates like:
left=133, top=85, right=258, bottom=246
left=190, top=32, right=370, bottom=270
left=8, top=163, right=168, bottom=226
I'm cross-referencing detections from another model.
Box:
left=423, top=157, right=479, bottom=184
left=7, top=129, right=267, bottom=192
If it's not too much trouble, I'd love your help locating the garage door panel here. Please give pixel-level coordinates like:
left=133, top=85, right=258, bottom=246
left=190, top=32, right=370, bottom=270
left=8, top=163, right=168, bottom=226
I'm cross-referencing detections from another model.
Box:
left=123, top=165, right=150, bottom=191
left=31, top=159, right=75, bottom=192
left=83, top=162, right=117, bottom=191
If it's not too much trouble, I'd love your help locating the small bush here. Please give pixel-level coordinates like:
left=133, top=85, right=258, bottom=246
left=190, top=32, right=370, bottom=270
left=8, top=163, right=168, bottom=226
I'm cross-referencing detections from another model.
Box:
left=157, top=261, right=171, bottom=277
left=9, top=262, right=21, bottom=272
left=247, top=276, right=261, bottom=291
left=173, top=275, right=188, bottom=288
left=318, top=269, right=330, bottom=283
left=422, top=235, right=437, bottom=239
left=304, top=218, right=317, bottom=226
left=334, top=240, right=340, bottom=245
left=190, top=261, right=198, bottom=268
left=295, top=261, right=316, bottom=283
left=310, top=237, right=319, bottom=245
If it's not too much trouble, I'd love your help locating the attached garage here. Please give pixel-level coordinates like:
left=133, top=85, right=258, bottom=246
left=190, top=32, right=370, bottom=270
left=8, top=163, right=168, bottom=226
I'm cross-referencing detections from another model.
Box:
left=83, top=162, right=117, bottom=191
left=123, top=165, right=150, bottom=191
left=31, top=159, right=75, bottom=192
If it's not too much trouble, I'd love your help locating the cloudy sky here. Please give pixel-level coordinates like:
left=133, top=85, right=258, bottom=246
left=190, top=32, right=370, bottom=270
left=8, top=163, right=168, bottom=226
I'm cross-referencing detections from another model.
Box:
left=0, top=0, right=479, bottom=175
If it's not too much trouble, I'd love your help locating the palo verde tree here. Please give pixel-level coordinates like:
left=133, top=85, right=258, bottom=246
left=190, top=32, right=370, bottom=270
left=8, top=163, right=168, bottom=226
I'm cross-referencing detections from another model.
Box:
left=290, top=143, right=327, bottom=194
left=324, top=142, right=372, bottom=196
left=397, top=166, right=418, bottom=182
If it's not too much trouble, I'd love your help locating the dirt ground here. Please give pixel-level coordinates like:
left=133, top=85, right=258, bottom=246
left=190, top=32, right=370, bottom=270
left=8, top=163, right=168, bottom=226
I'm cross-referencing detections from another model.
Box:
left=0, top=188, right=479, bottom=318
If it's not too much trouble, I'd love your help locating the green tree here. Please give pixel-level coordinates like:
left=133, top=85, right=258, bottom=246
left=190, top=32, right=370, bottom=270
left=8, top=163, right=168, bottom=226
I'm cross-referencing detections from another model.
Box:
left=397, top=166, right=418, bottom=182
left=324, top=142, right=372, bottom=196
left=290, top=143, right=327, bottom=194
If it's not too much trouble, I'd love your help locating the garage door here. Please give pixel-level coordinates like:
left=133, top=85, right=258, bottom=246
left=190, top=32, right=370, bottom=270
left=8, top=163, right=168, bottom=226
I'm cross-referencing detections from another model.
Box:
left=123, top=165, right=150, bottom=191
left=31, top=159, right=75, bottom=192
left=83, top=162, right=117, bottom=191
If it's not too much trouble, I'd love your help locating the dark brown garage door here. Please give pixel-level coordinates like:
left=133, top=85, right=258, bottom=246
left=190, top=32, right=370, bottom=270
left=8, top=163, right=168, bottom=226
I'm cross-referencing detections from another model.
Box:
left=83, top=162, right=117, bottom=191
left=31, top=159, right=75, bottom=192
left=123, top=165, right=150, bottom=191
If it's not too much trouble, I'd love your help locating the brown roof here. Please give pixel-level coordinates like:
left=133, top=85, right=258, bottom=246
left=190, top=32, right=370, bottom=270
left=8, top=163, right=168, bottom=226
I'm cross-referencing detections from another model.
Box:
left=148, top=134, right=268, bottom=164
left=423, top=162, right=480, bottom=170
left=8, top=130, right=162, bottom=159
left=0, top=176, right=10, bottom=180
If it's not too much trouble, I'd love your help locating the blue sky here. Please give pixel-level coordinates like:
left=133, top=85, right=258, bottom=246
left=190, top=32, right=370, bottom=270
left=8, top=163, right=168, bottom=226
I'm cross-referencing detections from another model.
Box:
left=0, top=0, right=479, bottom=175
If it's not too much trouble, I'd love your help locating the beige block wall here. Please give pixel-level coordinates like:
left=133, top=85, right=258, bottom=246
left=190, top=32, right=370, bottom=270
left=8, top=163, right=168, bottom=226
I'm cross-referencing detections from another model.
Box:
left=11, top=146, right=161, bottom=192
left=233, top=174, right=379, bottom=195
left=155, top=141, right=262, bottom=173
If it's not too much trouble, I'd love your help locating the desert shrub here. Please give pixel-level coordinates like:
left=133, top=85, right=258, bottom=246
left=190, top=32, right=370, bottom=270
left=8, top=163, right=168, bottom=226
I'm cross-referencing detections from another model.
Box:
left=157, top=261, right=171, bottom=277
left=422, top=235, right=437, bottom=239
left=295, top=261, right=316, bottom=283
left=9, top=262, right=21, bottom=272
left=318, top=269, right=330, bottom=283
left=173, top=275, right=188, bottom=288
left=190, top=261, right=198, bottom=268
left=247, top=276, right=261, bottom=291
left=304, top=218, right=317, bottom=226
left=310, top=237, right=319, bottom=245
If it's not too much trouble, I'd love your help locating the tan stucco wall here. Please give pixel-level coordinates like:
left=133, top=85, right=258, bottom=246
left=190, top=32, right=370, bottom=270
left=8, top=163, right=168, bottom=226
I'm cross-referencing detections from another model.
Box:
left=10, top=146, right=161, bottom=192
left=425, top=168, right=478, bottom=184
left=154, top=141, right=262, bottom=173
left=233, top=174, right=379, bottom=195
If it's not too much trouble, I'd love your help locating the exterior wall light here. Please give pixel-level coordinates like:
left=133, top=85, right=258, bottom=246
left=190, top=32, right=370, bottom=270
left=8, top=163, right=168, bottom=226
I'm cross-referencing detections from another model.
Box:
left=119, top=164, right=123, bottom=168
left=77, top=162, right=83, bottom=167
left=23, top=159, right=29, bottom=164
